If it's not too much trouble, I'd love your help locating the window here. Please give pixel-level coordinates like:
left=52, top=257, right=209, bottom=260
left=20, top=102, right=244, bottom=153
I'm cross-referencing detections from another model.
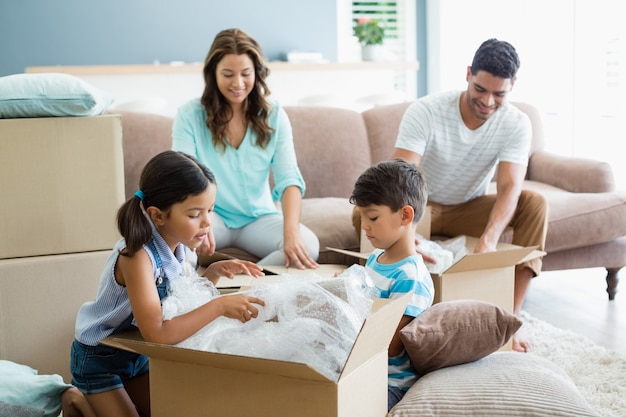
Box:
left=427, top=0, right=625, bottom=189
left=352, top=1, right=400, bottom=57
left=337, top=0, right=417, bottom=99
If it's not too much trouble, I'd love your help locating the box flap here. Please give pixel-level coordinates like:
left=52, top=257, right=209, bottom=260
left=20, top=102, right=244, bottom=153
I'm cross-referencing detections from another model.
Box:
left=215, top=274, right=255, bottom=289
left=519, top=249, right=547, bottom=264
left=102, top=331, right=331, bottom=382
left=340, top=292, right=411, bottom=377
left=263, top=264, right=346, bottom=277
left=215, top=265, right=346, bottom=289
left=326, top=247, right=369, bottom=260
left=443, top=246, right=537, bottom=274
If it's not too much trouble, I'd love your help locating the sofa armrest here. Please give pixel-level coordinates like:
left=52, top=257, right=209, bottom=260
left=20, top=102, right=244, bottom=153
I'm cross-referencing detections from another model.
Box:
left=528, top=150, right=616, bottom=193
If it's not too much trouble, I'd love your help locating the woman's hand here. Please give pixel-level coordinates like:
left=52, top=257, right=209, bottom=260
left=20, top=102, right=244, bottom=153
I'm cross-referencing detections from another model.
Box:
left=283, top=229, right=319, bottom=270
left=201, top=259, right=265, bottom=282
left=216, top=294, right=265, bottom=322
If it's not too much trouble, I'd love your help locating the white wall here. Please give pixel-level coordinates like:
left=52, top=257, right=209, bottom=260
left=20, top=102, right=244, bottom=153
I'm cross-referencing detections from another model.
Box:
left=70, top=64, right=416, bottom=117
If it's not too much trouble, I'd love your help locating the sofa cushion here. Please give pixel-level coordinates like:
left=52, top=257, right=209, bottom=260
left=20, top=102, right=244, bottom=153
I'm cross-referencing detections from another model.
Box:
left=0, top=73, right=114, bottom=118
left=542, top=236, right=626, bottom=271
left=285, top=106, right=371, bottom=199
left=388, top=351, right=600, bottom=417
left=301, top=197, right=359, bottom=264
left=400, top=300, right=521, bottom=375
left=362, top=101, right=411, bottom=164
left=523, top=181, right=626, bottom=252
left=112, top=110, right=174, bottom=199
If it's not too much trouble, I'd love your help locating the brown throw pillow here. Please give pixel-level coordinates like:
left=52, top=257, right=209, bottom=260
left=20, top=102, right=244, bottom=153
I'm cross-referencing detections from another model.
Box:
left=399, top=299, right=522, bottom=375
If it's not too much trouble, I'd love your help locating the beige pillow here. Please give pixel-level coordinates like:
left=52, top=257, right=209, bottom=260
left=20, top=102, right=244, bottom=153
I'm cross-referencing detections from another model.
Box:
left=388, top=351, right=600, bottom=417
left=400, top=299, right=521, bottom=375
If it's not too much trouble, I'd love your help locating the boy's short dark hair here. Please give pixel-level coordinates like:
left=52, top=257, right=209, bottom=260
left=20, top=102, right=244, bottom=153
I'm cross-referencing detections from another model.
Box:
left=350, top=158, right=427, bottom=224
left=470, top=38, right=520, bottom=79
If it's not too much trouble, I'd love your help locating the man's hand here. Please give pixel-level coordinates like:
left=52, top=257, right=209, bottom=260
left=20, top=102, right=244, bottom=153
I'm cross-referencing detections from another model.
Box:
left=415, top=236, right=437, bottom=264
left=473, top=239, right=497, bottom=254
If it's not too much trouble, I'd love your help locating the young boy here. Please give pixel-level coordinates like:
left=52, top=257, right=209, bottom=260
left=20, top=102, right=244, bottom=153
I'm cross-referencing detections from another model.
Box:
left=350, top=158, right=434, bottom=411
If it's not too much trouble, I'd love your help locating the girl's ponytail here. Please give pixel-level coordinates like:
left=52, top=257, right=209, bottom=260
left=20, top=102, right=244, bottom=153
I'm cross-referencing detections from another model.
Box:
left=117, top=191, right=152, bottom=256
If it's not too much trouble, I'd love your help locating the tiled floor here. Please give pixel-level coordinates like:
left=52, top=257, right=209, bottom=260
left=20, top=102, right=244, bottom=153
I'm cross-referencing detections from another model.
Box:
left=522, top=267, right=626, bottom=355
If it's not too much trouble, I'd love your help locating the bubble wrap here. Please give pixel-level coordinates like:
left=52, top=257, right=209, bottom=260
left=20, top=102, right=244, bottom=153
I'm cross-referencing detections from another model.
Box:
left=161, top=266, right=376, bottom=382
left=416, top=234, right=468, bottom=274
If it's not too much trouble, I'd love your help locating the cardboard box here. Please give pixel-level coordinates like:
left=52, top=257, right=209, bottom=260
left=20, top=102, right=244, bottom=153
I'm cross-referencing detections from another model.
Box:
left=329, top=235, right=543, bottom=314
left=328, top=236, right=542, bottom=351
left=0, top=115, right=124, bottom=259
left=102, top=292, right=411, bottom=417
left=0, top=251, right=109, bottom=382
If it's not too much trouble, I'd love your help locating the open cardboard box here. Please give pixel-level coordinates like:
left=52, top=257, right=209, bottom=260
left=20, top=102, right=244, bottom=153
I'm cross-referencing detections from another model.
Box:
left=102, top=292, right=411, bottom=417
left=327, top=208, right=545, bottom=314
left=330, top=236, right=542, bottom=314
left=329, top=233, right=543, bottom=352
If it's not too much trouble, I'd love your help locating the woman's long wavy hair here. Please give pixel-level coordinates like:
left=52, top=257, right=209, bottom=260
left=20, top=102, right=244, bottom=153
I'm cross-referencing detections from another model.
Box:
left=201, top=28, right=273, bottom=152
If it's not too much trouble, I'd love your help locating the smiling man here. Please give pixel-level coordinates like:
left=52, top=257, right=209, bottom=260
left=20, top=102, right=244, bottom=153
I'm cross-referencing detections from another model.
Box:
left=365, top=39, right=548, bottom=352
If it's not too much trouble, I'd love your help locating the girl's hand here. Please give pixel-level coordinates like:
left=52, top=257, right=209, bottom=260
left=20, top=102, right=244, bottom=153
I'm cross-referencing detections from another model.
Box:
left=196, top=229, right=216, bottom=256
left=217, top=295, right=265, bottom=322
left=201, top=259, right=265, bottom=282
left=283, top=230, right=319, bottom=270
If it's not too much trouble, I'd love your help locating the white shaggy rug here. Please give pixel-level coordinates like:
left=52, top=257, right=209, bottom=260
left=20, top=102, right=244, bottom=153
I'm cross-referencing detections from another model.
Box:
left=521, top=311, right=626, bottom=417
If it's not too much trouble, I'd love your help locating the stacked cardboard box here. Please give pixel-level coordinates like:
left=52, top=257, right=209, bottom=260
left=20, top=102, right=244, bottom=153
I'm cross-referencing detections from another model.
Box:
left=0, top=115, right=125, bottom=382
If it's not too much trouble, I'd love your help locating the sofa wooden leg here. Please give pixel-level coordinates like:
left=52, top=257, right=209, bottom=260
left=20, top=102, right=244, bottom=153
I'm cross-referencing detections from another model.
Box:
left=606, top=267, right=621, bottom=300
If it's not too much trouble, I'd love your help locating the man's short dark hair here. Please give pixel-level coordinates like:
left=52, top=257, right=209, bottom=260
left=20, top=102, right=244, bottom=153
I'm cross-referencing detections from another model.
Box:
left=471, top=38, right=520, bottom=79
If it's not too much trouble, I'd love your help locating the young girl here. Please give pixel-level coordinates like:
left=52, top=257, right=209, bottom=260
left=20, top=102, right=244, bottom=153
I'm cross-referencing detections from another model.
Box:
left=70, top=150, right=265, bottom=417
left=172, top=28, right=319, bottom=269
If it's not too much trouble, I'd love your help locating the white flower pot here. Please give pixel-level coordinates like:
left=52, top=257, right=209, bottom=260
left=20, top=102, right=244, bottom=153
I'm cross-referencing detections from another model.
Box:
left=361, top=44, right=382, bottom=62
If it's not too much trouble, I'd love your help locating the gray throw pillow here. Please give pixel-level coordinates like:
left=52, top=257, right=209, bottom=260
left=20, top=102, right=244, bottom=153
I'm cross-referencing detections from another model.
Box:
left=388, top=351, right=600, bottom=417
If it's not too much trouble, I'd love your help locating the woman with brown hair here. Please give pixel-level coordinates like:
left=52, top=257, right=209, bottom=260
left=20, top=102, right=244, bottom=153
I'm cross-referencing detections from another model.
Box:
left=173, top=28, right=319, bottom=270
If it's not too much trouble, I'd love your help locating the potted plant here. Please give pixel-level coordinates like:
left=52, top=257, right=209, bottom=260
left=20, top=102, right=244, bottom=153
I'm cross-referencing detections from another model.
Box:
left=353, top=18, right=385, bottom=61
